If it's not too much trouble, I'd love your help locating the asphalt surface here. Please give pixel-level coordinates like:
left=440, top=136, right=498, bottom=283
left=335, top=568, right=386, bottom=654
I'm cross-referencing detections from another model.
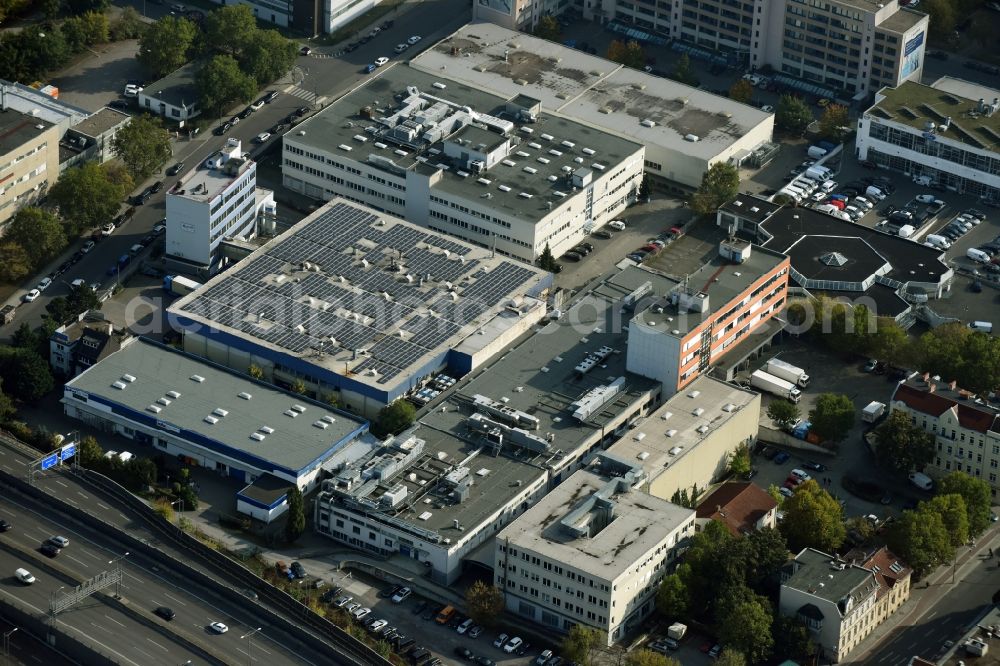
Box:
left=0, top=616, right=76, bottom=666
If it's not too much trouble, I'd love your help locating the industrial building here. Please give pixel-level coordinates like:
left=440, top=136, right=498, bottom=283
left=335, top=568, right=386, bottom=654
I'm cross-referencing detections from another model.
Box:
left=165, top=138, right=275, bottom=276
left=282, top=65, right=644, bottom=262
left=62, top=338, right=370, bottom=504
left=168, top=198, right=552, bottom=418
left=857, top=77, right=1000, bottom=203
left=605, top=375, right=760, bottom=501
left=625, top=238, right=790, bottom=394
left=410, top=23, right=775, bottom=190
left=718, top=194, right=954, bottom=323
left=494, top=467, right=696, bottom=644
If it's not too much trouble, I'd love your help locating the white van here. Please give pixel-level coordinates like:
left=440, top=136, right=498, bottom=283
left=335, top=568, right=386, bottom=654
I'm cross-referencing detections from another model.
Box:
left=15, top=568, right=35, bottom=584
left=913, top=174, right=933, bottom=186
left=908, top=471, right=934, bottom=490
left=118, top=451, right=134, bottom=462
left=925, top=234, right=951, bottom=249
left=815, top=203, right=840, bottom=215
left=864, top=186, right=886, bottom=200
left=970, top=321, right=993, bottom=333
left=967, top=248, right=991, bottom=263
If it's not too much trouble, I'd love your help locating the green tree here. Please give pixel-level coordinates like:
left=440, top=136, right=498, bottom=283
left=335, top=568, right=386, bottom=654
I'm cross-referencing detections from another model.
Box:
left=79, top=434, right=104, bottom=466
left=284, top=486, right=306, bottom=543
left=248, top=364, right=264, bottom=379
left=63, top=0, right=109, bottom=15
left=869, top=318, right=912, bottom=368
left=203, top=4, right=258, bottom=58
left=818, top=103, right=849, bottom=142
left=606, top=39, right=645, bottom=69
left=671, top=53, right=698, bottom=85
left=11, top=323, right=38, bottom=352
left=465, top=581, right=504, bottom=627
left=561, top=625, right=604, bottom=665
left=716, top=593, right=773, bottom=664
left=887, top=506, right=953, bottom=576
left=0, top=242, right=31, bottom=283
left=938, top=471, right=992, bottom=537
left=110, top=6, right=146, bottom=41
left=377, top=400, right=416, bottom=436
left=0, top=380, right=16, bottom=423
left=0, top=0, right=32, bottom=23
left=767, top=483, right=784, bottom=505
left=48, top=162, right=132, bottom=235
left=111, top=115, right=173, bottom=182
left=922, top=0, right=956, bottom=42
left=845, top=515, right=877, bottom=544
left=740, top=527, right=790, bottom=593
left=625, top=650, right=680, bottom=666
left=923, top=494, right=969, bottom=548
left=766, top=399, right=800, bottom=429
left=728, top=442, right=751, bottom=478
left=4, top=207, right=66, bottom=267
left=536, top=243, right=559, bottom=272
left=728, top=78, right=754, bottom=104
left=656, top=566, right=689, bottom=619
left=808, top=392, right=855, bottom=442
left=638, top=174, right=651, bottom=201
left=779, top=479, right=845, bottom=552
left=137, top=15, right=197, bottom=78
left=65, top=284, right=101, bottom=318
left=534, top=15, right=561, bottom=41
left=0, top=348, right=54, bottom=403
left=713, top=649, right=746, bottom=666
left=873, top=411, right=935, bottom=474
left=62, top=11, right=110, bottom=51
left=775, top=94, right=813, bottom=134
left=242, top=29, right=298, bottom=84
left=771, top=615, right=815, bottom=663
left=691, top=162, right=740, bottom=215
left=195, top=54, right=257, bottom=116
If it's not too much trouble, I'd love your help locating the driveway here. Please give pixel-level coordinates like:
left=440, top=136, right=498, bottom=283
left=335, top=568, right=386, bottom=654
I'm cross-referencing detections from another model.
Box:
left=52, top=38, right=146, bottom=112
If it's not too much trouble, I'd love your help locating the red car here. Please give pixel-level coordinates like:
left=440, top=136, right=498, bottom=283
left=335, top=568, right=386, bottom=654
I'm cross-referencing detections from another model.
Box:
left=826, top=199, right=846, bottom=210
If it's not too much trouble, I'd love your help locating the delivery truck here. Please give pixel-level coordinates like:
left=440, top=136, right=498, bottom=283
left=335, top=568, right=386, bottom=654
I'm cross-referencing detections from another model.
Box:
left=862, top=401, right=886, bottom=423
left=162, top=275, right=202, bottom=296
left=765, top=358, right=810, bottom=388
left=750, top=370, right=802, bottom=403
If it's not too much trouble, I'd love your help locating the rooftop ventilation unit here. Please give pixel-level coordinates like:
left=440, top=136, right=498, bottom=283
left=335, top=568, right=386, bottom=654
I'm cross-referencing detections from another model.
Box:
left=212, top=408, right=228, bottom=417
left=432, top=82, right=446, bottom=89
left=122, top=374, right=136, bottom=383
left=112, top=381, right=127, bottom=390
left=498, top=184, right=512, bottom=192
left=548, top=175, right=558, bottom=182
left=523, top=166, right=537, bottom=174
left=516, top=150, right=530, bottom=157
left=666, top=429, right=677, bottom=437
left=688, top=390, right=701, bottom=398
left=259, top=426, right=274, bottom=434
left=540, top=133, right=554, bottom=141
left=697, top=425, right=709, bottom=434
left=352, top=134, right=368, bottom=142
left=322, top=415, right=336, bottom=424
left=157, top=397, right=171, bottom=406
left=561, top=140, right=575, bottom=148
left=146, top=405, right=162, bottom=414
left=238, top=392, right=252, bottom=400
left=548, top=149, right=562, bottom=157
left=640, top=119, right=656, bottom=128
left=204, top=415, right=219, bottom=424
left=528, top=142, right=542, bottom=149
left=520, top=126, right=534, bottom=134
left=592, top=163, right=606, bottom=171
left=669, top=446, right=683, bottom=455
left=250, top=432, right=266, bottom=441
left=313, top=420, right=329, bottom=429
left=477, top=177, right=492, bottom=185
left=501, top=159, right=516, bottom=166
left=537, top=157, right=550, bottom=164
left=292, top=404, right=307, bottom=413
left=519, top=192, right=533, bottom=198
left=692, top=407, right=704, bottom=416
left=190, top=374, right=205, bottom=383
left=338, top=144, right=352, bottom=151
left=166, top=390, right=181, bottom=399
left=582, top=147, right=595, bottom=155
left=284, top=409, right=299, bottom=417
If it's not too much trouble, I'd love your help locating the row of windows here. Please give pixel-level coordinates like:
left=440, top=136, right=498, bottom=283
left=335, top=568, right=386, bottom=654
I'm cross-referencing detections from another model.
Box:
left=428, top=209, right=531, bottom=248
left=866, top=123, right=1000, bottom=177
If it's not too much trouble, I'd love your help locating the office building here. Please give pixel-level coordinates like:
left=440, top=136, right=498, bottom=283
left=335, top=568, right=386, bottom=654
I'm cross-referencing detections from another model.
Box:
left=165, top=138, right=275, bottom=276
left=0, top=103, right=59, bottom=230
left=411, top=24, right=775, bottom=191
left=62, top=338, right=370, bottom=499
left=890, top=373, right=1000, bottom=497
left=625, top=238, right=790, bottom=394
left=138, top=63, right=200, bottom=123
left=495, top=467, right=696, bottom=645
left=168, top=198, right=552, bottom=418
left=282, top=65, right=643, bottom=262
left=605, top=375, right=760, bottom=500
left=780, top=547, right=910, bottom=662
left=858, top=77, right=1000, bottom=203
left=205, top=0, right=372, bottom=36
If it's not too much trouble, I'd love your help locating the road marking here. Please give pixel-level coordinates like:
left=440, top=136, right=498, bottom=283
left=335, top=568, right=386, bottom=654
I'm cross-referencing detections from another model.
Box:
left=54, top=480, right=68, bottom=488
left=96, top=502, right=110, bottom=510
left=131, top=646, right=155, bottom=662
left=76, top=491, right=88, bottom=499
left=103, top=615, right=126, bottom=628
left=66, top=554, right=90, bottom=568
left=90, top=622, right=111, bottom=633
left=13, top=459, right=25, bottom=466
left=928, top=610, right=938, bottom=619
left=146, top=637, right=169, bottom=651
left=163, top=592, right=187, bottom=606
left=255, top=642, right=272, bottom=654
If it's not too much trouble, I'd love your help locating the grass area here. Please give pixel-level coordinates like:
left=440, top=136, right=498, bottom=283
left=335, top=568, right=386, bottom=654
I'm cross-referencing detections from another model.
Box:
left=313, top=0, right=405, bottom=46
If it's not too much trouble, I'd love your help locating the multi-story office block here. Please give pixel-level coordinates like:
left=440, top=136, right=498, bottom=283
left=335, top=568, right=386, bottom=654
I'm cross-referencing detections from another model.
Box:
left=0, top=104, right=59, bottom=230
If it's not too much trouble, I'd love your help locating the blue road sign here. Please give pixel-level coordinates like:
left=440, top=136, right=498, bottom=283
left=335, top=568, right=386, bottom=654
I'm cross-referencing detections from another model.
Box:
left=60, top=443, right=76, bottom=461
left=40, top=453, right=59, bottom=470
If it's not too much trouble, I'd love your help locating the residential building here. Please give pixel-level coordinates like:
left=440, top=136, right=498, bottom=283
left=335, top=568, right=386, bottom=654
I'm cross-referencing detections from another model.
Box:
left=137, top=63, right=200, bottom=123
left=781, top=547, right=910, bottom=662
left=49, top=312, right=125, bottom=378
left=62, top=337, right=371, bottom=501
left=605, top=375, right=761, bottom=500
left=281, top=65, right=644, bottom=262
left=719, top=194, right=954, bottom=324
left=695, top=481, right=777, bottom=535
left=167, top=198, right=552, bottom=418
left=165, top=138, right=275, bottom=276
left=857, top=77, right=1000, bottom=203
left=0, top=103, right=59, bottom=230
left=411, top=24, right=776, bottom=191
left=889, top=374, right=1000, bottom=496
left=495, top=467, right=696, bottom=645
left=61, top=107, right=131, bottom=167
left=625, top=238, right=790, bottom=394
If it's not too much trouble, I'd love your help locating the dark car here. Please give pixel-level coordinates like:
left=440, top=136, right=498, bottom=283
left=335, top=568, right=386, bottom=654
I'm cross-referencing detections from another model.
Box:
left=0, top=519, right=10, bottom=531
left=167, top=162, right=185, bottom=176
left=108, top=100, right=130, bottom=112
left=149, top=180, right=163, bottom=194
left=379, top=584, right=402, bottom=599
left=571, top=245, right=590, bottom=256
left=563, top=251, right=582, bottom=262
left=421, top=605, right=438, bottom=621
left=154, top=606, right=176, bottom=620
left=296, top=106, right=310, bottom=117
left=214, top=122, right=233, bottom=136
left=971, top=280, right=983, bottom=293
left=455, top=646, right=474, bottom=660
left=239, top=107, right=254, bottom=120
left=265, top=90, right=279, bottom=103
left=802, top=461, right=827, bottom=472
left=270, top=123, right=287, bottom=134
left=300, top=45, right=312, bottom=55
left=40, top=543, right=60, bottom=557
left=773, top=451, right=791, bottom=464
left=593, top=229, right=613, bottom=239
left=290, top=561, right=306, bottom=578
left=131, top=190, right=151, bottom=206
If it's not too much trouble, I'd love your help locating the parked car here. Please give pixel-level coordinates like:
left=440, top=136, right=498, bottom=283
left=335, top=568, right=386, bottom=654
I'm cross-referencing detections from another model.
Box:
left=255, top=132, right=271, bottom=143
left=773, top=451, right=790, bottom=464
left=265, top=91, right=279, bottom=103
left=408, top=35, right=422, bottom=45
left=375, top=56, right=389, bottom=66
left=167, top=162, right=185, bottom=176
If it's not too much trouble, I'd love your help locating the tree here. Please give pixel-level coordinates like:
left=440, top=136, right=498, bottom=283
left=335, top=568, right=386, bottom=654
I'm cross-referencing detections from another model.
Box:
left=11, top=323, right=38, bottom=353
left=196, top=55, right=257, bottom=116
left=243, top=29, right=298, bottom=84
left=771, top=615, right=815, bottom=663
left=845, top=515, right=877, bottom=543
left=873, top=411, right=935, bottom=474
left=808, top=392, right=855, bottom=442
left=671, top=53, right=697, bottom=85
left=869, top=318, right=912, bottom=368
left=728, top=442, right=751, bottom=478
left=536, top=243, right=559, bottom=272
left=465, top=581, right=504, bottom=627
left=818, top=103, right=849, bottom=142
left=606, top=39, right=645, bottom=70
left=716, top=593, right=773, bottom=664
left=923, top=494, right=969, bottom=548
left=775, top=94, right=813, bottom=134
left=690, top=162, right=740, bottom=215
left=65, top=284, right=101, bottom=318
left=714, top=649, right=746, bottom=666
left=48, top=162, right=132, bottom=235
left=561, top=625, right=604, bottom=665
left=779, top=479, right=845, bottom=552
left=968, top=17, right=993, bottom=50
left=248, top=364, right=264, bottom=379
left=0, top=242, right=31, bottom=283
left=111, top=115, right=172, bottom=182
left=656, top=567, right=689, bottom=619
left=740, top=527, right=790, bottom=593
left=79, top=434, right=104, bottom=466
left=625, top=650, right=680, bottom=666
left=0, top=348, right=54, bottom=403
left=766, top=400, right=800, bottom=429
left=377, top=400, right=416, bottom=436
left=922, top=0, right=956, bottom=42
left=728, top=79, right=753, bottom=104
left=887, top=506, right=953, bottom=576
left=63, top=0, right=109, bottom=16
left=110, top=6, right=146, bottom=41
left=203, top=5, right=258, bottom=58
left=638, top=174, right=651, bottom=202
left=62, top=12, right=110, bottom=52
left=284, top=486, right=306, bottom=543
left=938, top=472, right=992, bottom=537
left=137, top=15, right=197, bottom=78
left=4, top=207, right=66, bottom=268
left=534, top=15, right=561, bottom=42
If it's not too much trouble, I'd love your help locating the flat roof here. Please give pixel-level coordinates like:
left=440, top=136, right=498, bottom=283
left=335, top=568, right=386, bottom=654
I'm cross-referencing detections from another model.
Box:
left=876, top=6, right=926, bottom=33
left=631, top=245, right=788, bottom=338
left=172, top=140, right=253, bottom=202
left=720, top=194, right=782, bottom=225
left=814, top=284, right=910, bottom=317
left=70, top=107, right=129, bottom=137
left=869, top=79, right=1000, bottom=153
left=0, top=80, right=90, bottom=126
left=760, top=206, right=947, bottom=286
left=169, top=198, right=549, bottom=391
left=65, top=338, right=367, bottom=473
left=238, top=473, right=293, bottom=505
left=606, top=376, right=759, bottom=482
left=785, top=548, right=878, bottom=607
left=140, top=62, right=199, bottom=111
left=0, top=107, right=53, bottom=157
left=497, top=469, right=693, bottom=578
left=410, top=23, right=772, bottom=161
left=288, top=66, right=639, bottom=222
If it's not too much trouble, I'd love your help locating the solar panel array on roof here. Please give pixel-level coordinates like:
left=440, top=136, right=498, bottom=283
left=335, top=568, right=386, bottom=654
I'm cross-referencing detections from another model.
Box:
left=176, top=201, right=540, bottom=385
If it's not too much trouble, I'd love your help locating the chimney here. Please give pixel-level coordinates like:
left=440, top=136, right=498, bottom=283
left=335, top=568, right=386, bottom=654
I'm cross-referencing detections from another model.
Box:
left=949, top=380, right=957, bottom=390
left=922, top=372, right=930, bottom=383
left=928, top=383, right=936, bottom=394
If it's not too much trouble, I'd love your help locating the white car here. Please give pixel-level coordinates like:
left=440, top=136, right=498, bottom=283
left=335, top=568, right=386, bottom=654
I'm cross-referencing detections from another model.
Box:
left=608, top=219, right=626, bottom=231
left=71, top=278, right=86, bottom=289
left=49, top=536, right=70, bottom=548
left=779, top=487, right=794, bottom=498
left=250, top=99, right=266, bottom=111
left=352, top=607, right=371, bottom=619
left=81, top=240, right=95, bottom=253
left=37, top=277, right=52, bottom=291
left=504, top=637, right=524, bottom=654
left=255, top=132, right=271, bottom=143
left=494, top=633, right=509, bottom=648
left=374, top=56, right=389, bottom=67
left=345, top=602, right=361, bottom=614
left=334, top=596, right=352, bottom=607
left=209, top=622, right=228, bottom=634
left=407, top=35, right=421, bottom=45
left=369, top=619, right=388, bottom=633
left=916, top=194, right=937, bottom=204
left=23, top=289, right=40, bottom=303
left=391, top=586, right=411, bottom=603
left=394, top=43, right=408, bottom=54
left=123, top=84, right=143, bottom=97
left=760, top=104, right=774, bottom=113
left=101, top=222, right=115, bottom=236
left=790, top=468, right=812, bottom=482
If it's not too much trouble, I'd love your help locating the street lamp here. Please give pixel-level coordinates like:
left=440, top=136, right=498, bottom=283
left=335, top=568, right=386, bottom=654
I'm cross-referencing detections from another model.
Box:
left=240, top=627, right=262, bottom=666
left=171, top=498, right=185, bottom=526
left=3, top=627, right=18, bottom=661
left=108, top=552, right=130, bottom=598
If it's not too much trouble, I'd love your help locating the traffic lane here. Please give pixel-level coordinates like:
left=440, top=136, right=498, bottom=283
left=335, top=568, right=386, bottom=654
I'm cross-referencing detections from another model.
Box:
left=0, top=546, right=202, bottom=666
left=0, top=616, right=77, bottom=666
left=0, top=493, right=309, bottom=666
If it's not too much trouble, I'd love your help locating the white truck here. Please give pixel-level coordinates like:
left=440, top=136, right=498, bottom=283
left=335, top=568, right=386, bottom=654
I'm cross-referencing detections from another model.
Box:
left=862, top=401, right=886, bottom=423
left=667, top=623, right=687, bottom=640
left=765, top=358, right=810, bottom=388
left=909, top=471, right=934, bottom=490
left=750, top=370, right=802, bottom=403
